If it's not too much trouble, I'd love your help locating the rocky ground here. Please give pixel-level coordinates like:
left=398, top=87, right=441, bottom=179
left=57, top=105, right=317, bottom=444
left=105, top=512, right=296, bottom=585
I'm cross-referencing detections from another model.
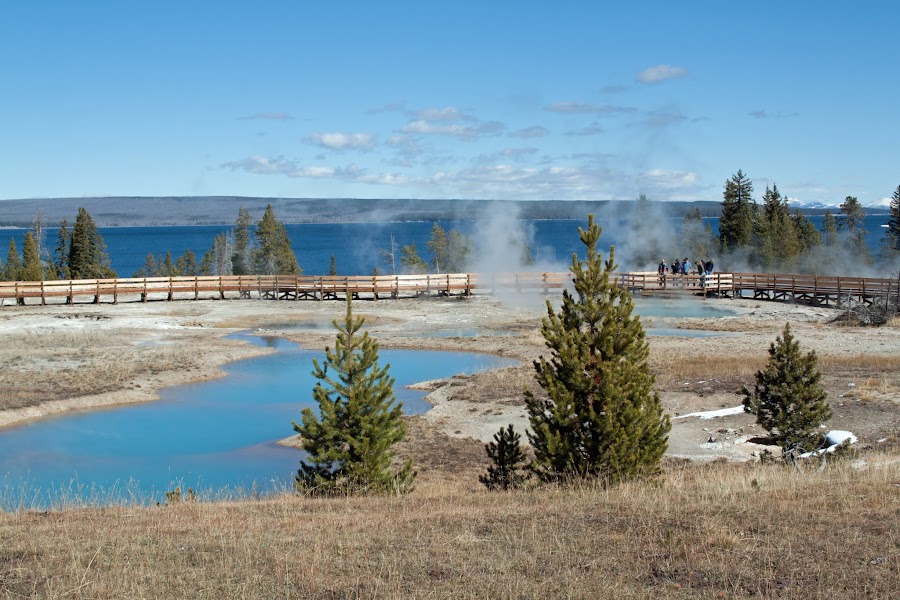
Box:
left=1, top=292, right=898, bottom=463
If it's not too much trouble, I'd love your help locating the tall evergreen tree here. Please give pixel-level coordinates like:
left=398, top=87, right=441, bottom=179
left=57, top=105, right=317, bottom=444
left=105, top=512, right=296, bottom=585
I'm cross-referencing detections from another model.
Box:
left=158, top=251, right=176, bottom=277
left=480, top=424, right=529, bottom=491
left=427, top=223, right=473, bottom=273
left=20, top=232, right=43, bottom=281
left=32, top=209, right=46, bottom=274
left=53, top=219, right=71, bottom=279
left=885, top=185, right=900, bottom=253
left=254, top=204, right=300, bottom=275
left=175, top=249, right=199, bottom=276
left=839, top=196, right=872, bottom=266
left=792, top=211, right=821, bottom=253
left=400, top=242, right=429, bottom=274
left=4, top=238, right=22, bottom=281
left=133, top=252, right=159, bottom=277
left=742, top=324, right=832, bottom=459
left=231, top=207, right=254, bottom=275
left=200, top=231, right=233, bottom=276
left=753, top=185, right=802, bottom=270
left=292, top=298, right=414, bottom=495
left=68, top=207, right=115, bottom=279
left=821, top=210, right=839, bottom=247
left=719, top=170, right=755, bottom=253
left=525, top=215, right=670, bottom=484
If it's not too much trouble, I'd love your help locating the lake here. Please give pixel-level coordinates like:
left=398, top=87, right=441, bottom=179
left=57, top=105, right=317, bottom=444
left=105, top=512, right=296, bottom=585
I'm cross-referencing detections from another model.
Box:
left=0, top=333, right=519, bottom=509
left=0, top=215, right=892, bottom=279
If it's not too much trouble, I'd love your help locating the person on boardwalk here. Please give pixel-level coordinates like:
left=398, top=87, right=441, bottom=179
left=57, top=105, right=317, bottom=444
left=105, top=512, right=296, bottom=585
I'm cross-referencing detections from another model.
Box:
left=657, top=259, right=668, bottom=285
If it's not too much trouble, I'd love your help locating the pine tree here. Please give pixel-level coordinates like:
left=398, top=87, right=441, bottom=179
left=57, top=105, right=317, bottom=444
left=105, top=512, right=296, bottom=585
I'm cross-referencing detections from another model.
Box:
left=480, top=424, right=529, bottom=491
left=4, top=238, right=22, bottom=281
left=20, top=232, right=43, bottom=281
left=400, top=242, right=429, bottom=274
left=839, top=196, right=873, bottom=266
left=719, top=170, right=755, bottom=253
left=886, top=185, right=900, bottom=253
left=525, top=215, right=670, bottom=484
left=158, top=251, right=175, bottom=277
left=133, top=252, right=159, bottom=277
left=53, top=219, right=71, bottom=279
left=68, top=207, right=115, bottom=279
left=231, top=207, right=254, bottom=275
left=201, top=232, right=233, bottom=276
left=822, top=210, right=839, bottom=247
left=752, top=184, right=803, bottom=271
left=742, top=324, right=832, bottom=459
left=32, top=209, right=46, bottom=275
left=427, top=223, right=473, bottom=273
left=792, top=211, right=821, bottom=253
left=175, top=249, right=199, bottom=276
left=254, top=204, right=300, bottom=275
left=292, top=298, right=415, bottom=495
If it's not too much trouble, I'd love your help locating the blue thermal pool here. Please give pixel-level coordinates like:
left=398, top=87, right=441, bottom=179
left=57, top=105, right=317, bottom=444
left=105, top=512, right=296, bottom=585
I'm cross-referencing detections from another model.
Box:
left=0, top=332, right=518, bottom=508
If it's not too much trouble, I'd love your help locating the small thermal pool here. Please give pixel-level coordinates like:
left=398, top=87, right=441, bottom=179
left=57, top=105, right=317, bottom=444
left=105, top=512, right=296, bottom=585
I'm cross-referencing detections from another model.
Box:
left=633, top=298, right=736, bottom=319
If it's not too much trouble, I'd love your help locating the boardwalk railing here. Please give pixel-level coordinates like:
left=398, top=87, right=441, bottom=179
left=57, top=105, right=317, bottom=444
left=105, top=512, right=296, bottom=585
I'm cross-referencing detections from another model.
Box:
left=0, top=272, right=895, bottom=306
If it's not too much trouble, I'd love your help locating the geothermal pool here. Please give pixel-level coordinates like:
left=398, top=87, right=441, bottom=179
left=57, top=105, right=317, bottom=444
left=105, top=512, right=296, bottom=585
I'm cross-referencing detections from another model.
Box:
left=0, top=333, right=518, bottom=508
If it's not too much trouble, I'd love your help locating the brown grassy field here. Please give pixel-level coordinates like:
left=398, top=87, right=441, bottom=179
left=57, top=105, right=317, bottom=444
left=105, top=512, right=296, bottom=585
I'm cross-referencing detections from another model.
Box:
left=1, top=446, right=897, bottom=599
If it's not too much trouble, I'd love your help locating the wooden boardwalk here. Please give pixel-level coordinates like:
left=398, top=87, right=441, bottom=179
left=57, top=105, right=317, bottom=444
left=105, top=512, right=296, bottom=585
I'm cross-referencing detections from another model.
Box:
left=0, top=272, right=896, bottom=307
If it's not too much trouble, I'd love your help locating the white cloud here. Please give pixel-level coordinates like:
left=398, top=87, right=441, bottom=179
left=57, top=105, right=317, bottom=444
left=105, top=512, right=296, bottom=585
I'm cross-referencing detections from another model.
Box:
left=429, top=164, right=613, bottom=198
left=411, top=106, right=475, bottom=122
left=636, top=65, right=687, bottom=84
left=221, top=156, right=412, bottom=186
left=237, top=112, right=294, bottom=121
left=748, top=109, right=800, bottom=119
left=308, top=132, right=376, bottom=151
left=509, top=125, right=550, bottom=138
left=222, top=156, right=335, bottom=178
left=565, top=122, right=604, bottom=136
left=545, top=101, right=635, bottom=114
left=641, top=169, right=698, bottom=188
left=399, top=119, right=504, bottom=140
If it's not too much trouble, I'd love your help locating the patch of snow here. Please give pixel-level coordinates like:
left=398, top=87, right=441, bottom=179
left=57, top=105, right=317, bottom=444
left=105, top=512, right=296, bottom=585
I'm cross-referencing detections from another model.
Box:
left=799, top=429, right=857, bottom=458
left=825, top=430, right=857, bottom=446
left=672, top=405, right=745, bottom=420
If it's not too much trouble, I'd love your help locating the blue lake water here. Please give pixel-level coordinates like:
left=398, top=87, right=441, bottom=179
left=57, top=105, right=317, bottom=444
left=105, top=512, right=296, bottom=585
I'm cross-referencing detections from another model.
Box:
left=0, top=334, right=518, bottom=509
left=0, top=215, right=891, bottom=278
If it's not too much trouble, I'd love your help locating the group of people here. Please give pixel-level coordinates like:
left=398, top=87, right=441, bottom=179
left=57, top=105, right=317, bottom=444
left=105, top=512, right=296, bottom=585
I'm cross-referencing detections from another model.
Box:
left=656, top=257, right=715, bottom=286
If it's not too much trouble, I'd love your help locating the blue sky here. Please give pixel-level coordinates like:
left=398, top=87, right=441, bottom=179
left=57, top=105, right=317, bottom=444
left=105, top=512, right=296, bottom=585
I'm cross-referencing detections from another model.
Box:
left=1, top=1, right=897, bottom=205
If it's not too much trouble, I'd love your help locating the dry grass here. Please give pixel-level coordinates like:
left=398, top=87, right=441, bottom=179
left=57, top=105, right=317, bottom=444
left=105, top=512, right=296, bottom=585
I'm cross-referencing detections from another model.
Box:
left=651, top=351, right=900, bottom=392
left=1, top=455, right=897, bottom=598
left=0, top=330, right=199, bottom=411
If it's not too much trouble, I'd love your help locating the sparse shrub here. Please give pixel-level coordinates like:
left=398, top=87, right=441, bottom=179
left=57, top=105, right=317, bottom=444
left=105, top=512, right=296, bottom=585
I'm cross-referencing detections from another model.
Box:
left=480, top=424, right=529, bottom=491
left=743, top=323, right=832, bottom=460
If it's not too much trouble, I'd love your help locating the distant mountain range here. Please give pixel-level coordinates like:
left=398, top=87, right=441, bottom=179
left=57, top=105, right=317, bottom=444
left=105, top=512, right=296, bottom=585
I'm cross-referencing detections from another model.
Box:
left=0, top=196, right=888, bottom=228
